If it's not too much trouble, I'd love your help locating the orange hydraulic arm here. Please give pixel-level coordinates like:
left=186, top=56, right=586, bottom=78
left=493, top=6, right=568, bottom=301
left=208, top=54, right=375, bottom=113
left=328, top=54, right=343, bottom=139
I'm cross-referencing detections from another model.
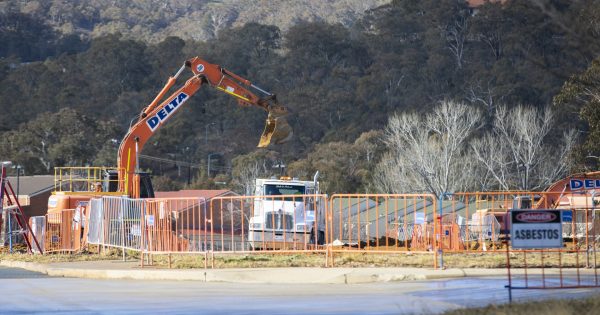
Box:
left=117, top=56, right=291, bottom=196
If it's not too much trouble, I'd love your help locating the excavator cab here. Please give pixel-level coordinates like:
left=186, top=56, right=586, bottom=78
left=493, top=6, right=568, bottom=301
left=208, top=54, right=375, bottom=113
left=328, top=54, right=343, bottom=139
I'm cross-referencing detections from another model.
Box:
left=103, top=170, right=155, bottom=198
left=258, top=106, right=293, bottom=147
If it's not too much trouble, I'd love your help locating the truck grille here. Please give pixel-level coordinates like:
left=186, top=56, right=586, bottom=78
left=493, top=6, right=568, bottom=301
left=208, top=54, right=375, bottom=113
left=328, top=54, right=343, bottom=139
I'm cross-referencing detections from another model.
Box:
left=265, top=212, right=294, bottom=230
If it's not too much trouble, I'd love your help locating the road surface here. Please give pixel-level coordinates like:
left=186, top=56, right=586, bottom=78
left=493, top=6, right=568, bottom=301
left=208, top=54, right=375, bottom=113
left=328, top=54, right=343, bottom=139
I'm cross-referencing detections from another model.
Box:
left=1, top=266, right=598, bottom=314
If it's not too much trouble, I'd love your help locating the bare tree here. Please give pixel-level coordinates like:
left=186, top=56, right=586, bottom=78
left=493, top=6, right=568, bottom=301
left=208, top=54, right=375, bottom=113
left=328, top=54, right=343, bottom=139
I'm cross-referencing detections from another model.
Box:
left=470, top=133, right=513, bottom=191
left=445, top=14, right=469, bottom=69
left=236, top=161, right=261, bottom=196
left=471, top=105, right=577, bottom=190
left=384, top=71, right=406, bottom=108
left=233, top=159, right=271, bottom=195
left=465, top=79, right=510, bottom=120
left=373, top=101, right=482, bottom=197
left=203, top=6, right=237, bottom=39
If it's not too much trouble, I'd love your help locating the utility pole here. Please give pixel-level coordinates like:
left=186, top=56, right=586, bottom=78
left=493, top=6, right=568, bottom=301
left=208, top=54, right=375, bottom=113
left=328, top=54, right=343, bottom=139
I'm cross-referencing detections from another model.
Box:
left=207, top=153, right=220, bottom=178
left=205, top=122, right=216, bottom=146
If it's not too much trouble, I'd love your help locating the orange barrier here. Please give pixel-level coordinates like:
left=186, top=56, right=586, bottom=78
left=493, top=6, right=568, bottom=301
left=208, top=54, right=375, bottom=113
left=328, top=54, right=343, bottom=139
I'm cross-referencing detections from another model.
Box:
left=436, top=192, right=551, bottom=252
left=438, top=191, right=600, bottom=253
left=209, top=194, right=328, bottom=253
left=505, top=206, right=600, bottom=301
left=329, top=194, right=437, bottom=252
left=143, top=197, right=207, bottom=253
left=44, top=207, right=85, bottom=253
left=44, top=190, right=598, bottom=272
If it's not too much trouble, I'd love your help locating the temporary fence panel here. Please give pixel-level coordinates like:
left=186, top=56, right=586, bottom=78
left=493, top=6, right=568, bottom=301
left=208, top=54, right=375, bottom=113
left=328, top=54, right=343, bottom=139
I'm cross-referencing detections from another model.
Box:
left=329, top=194, right=437, bottom=252
left=504, top=190, right=600, bottom=301
left=506, top=208, right=600, bottom=300
left=87, top=198, right=104, bottom=245
left=44, top=208, right=84, bottom=253
left=440, top=192, right=538, bottom=252
left=1, top=205, right=21, bottom=247
left=85, top=196, right=208, bottom=254
left=143, top=198, right=207, bottom=253
left=210, top=194, right=328, bottom=253
left=101, top=196, right=143, bottom=251
left=28, top=216, right=45, bottom=254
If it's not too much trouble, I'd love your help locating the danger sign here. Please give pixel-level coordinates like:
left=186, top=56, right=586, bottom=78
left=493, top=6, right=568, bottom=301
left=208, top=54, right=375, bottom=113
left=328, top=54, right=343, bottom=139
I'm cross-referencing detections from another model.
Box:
left=511, top=210, right=562, bottom=249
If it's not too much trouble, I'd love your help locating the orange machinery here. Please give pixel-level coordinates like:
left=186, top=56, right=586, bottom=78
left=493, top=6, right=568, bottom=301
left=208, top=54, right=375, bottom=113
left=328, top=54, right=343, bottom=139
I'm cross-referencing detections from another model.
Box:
left=48, top=56, right=292, bottom=213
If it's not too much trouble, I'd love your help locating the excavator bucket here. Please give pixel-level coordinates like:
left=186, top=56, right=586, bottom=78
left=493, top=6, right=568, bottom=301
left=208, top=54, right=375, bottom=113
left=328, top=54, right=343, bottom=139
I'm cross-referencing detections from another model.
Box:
left=258, top=108, right=293, bottom=147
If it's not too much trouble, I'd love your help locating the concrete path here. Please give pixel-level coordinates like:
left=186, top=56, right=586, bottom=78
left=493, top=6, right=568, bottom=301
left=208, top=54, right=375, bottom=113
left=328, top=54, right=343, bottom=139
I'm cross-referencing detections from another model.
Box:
left=2, top=259, right=508, bottom=283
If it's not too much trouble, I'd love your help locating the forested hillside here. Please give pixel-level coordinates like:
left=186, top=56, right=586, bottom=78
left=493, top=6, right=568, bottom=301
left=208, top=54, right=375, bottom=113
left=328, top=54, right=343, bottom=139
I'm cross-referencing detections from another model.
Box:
left=0, top=0, right=388, bottom=43
left=0, top=0, right=599, bottom=194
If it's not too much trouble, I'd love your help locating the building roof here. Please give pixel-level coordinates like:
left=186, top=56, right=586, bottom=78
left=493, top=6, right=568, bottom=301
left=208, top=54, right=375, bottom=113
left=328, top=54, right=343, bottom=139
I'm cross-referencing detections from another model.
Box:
left=155, top=189, right=238, bottom=200
left=467, top=0, right=505, bottom=7
left=5, top=175, right=55, bottom=197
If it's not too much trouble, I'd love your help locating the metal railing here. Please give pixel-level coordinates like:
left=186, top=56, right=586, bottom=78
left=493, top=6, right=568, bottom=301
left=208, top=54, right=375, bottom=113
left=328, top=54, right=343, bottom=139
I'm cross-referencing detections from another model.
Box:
left=53, top=167, right=125, bottom=195
left=44, top=207, right=85, bottom=253
left=27, top=190, right=600, bottom=271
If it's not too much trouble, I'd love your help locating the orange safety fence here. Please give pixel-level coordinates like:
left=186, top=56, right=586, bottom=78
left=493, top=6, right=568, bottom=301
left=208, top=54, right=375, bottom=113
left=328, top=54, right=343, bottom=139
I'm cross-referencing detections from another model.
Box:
left=328, top=194, right=437, bottom=253
left=436, top=191, right=600, bottom=253
left=85, top=195, right=330, bottom=266
left=42, top=207, right=85, bottom=253
left=209, top=194, right=328, bottom=253
left=436, top=192, right=528, bottom=253
left=504, top=193, right=600, bottom=300
left=143, top=197, right=208, bottom=253
left=34, top=190, right=599, bottom=273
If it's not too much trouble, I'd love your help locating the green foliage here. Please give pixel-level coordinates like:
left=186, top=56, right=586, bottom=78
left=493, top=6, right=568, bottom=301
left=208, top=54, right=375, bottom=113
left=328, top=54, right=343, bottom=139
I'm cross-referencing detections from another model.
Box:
left=0, top=108, right=120, bottom=173
left=288, top=131, right=382, bottom=193
left=4, top=0, right=388, bottom=43
left=0, top=0, right=598, bottom=192
left=152, top=175, right=183, bottom=192
left=0, top=11, right=88, bottom=61
left=554, top=58, right=600, bottom=170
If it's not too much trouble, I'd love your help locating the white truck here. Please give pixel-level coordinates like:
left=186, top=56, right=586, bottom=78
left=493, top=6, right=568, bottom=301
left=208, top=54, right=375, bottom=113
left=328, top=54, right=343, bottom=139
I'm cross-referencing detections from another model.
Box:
left=248, top=172, right=325, bottom=249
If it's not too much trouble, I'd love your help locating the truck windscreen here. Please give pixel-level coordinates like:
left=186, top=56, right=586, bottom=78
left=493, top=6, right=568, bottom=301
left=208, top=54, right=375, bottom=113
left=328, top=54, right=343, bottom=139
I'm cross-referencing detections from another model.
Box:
left=264, top=184, right=305, bottom=201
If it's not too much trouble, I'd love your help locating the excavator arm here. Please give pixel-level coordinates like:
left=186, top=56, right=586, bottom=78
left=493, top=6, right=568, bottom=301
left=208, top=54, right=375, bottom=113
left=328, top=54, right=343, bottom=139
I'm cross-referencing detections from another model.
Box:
left=117, top=56, right=292, bottom=196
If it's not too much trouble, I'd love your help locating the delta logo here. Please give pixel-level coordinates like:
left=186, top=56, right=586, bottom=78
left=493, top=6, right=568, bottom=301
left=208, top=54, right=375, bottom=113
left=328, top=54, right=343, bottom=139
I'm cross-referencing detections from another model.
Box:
left=146, top=92, right=189, bottom=132
left=516, top=212, right=557, bottom=223
left=570, top=179, right=600, bottom=191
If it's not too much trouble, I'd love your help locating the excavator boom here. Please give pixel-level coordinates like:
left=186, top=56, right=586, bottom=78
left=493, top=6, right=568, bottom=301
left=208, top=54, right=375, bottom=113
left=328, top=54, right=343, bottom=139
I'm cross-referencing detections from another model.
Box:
left=118, top=56, right=292, bottom=196
left=184, top=57, right=292, bottom=146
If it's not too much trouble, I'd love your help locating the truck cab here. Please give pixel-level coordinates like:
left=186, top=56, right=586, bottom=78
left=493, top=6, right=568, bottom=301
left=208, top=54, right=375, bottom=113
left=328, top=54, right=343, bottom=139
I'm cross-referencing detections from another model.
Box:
left=248, top=175, right=325, bottom=249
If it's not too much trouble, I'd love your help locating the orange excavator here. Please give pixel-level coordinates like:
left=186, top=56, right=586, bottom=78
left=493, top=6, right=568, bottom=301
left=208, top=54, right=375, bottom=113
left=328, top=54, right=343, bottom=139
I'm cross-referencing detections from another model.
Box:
left=117, top=56, right=292, bottom=198
left=48, top=56, right=292, bottom=212
left=531, top=171, right=600, bottom=210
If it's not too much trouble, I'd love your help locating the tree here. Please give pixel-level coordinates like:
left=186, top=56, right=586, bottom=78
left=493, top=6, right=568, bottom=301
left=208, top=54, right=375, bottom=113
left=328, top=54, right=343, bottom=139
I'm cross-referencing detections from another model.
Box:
left=0, top=12, right=58, bottom=61
left=373, top=101, right=481, bottom=197
left=208, top=23, right=281, bottom=75
left=0, top=108, right=120, bottom=174
left=152, top=175, right=183, bottom=192
left=471, top=105, right=576, bottom=190
left=287, top=130, right=382, bottom=194
left=469, top=1, right=506, bottom=61
left=231, top=150, right=280, bottom=195
left=554, top=57, right=600, bottom=170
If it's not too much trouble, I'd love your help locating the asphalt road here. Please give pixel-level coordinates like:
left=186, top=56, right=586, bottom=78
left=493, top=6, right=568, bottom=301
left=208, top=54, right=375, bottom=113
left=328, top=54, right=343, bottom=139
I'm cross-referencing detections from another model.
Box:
left=1, top=266, right=599, bottom=315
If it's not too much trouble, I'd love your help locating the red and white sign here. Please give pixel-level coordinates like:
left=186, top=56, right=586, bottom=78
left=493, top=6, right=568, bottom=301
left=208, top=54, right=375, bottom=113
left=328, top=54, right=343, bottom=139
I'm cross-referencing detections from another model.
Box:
left=511, top=210, right=562, bottom=249
left=515, top=212, right=557, bottom=223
